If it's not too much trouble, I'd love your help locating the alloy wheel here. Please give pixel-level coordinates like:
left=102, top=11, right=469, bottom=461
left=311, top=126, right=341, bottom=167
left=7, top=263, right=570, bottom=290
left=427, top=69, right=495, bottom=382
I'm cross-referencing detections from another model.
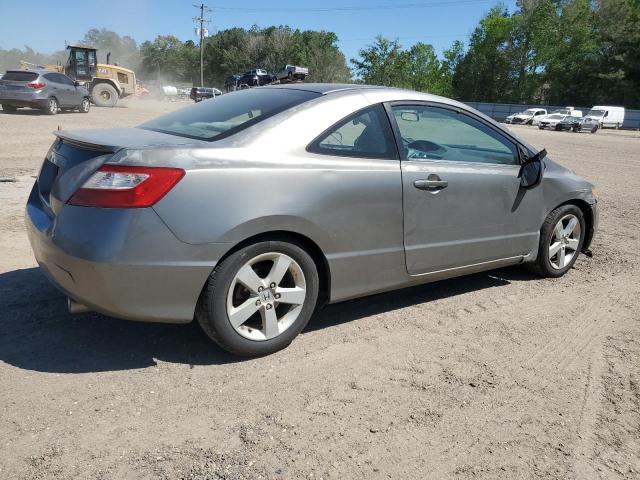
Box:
left=548, top=214, right=581, bottom=269
left=226, top=252, right=307, bottom=341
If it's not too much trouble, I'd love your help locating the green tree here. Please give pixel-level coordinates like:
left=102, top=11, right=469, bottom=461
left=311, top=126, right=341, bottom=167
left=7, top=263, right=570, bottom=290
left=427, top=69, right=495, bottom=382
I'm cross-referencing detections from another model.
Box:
left=350, top=36, right=409, bottom=87
left=139, top=35, right=196, bottom=83
left=81, top=28, right=141, bottom=71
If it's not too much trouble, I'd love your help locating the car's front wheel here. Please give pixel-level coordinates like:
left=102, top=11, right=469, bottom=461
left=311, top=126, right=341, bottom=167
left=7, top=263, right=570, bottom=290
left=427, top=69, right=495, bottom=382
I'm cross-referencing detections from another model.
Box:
left=79, top=97, right=91, bottom=113
left=197, top=241, right=319, bottom=357
left=1, top=104, right=17, bottom=113
left=528, top=205, right=585, bottom=277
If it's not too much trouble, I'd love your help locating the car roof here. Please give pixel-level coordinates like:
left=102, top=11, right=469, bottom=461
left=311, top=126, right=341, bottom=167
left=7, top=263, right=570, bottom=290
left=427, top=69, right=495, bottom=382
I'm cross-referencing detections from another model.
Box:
left=264, top=83, right=394, bottom=95
left=4, top=69, right=51, bottom=75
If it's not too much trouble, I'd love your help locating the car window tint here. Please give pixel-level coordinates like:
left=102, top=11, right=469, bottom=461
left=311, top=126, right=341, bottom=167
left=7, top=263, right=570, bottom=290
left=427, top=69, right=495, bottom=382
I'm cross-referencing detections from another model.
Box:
left=392, top=105, right=518, bottom=165
left=140, top=88, right=320, bottom=141
left=310, top=104, right=397, bottom=160
left=58, top=74, right=74, bottom=85
left=43, top=73, right=59, bottom=83
left=2, top=71, right=39, bottom=81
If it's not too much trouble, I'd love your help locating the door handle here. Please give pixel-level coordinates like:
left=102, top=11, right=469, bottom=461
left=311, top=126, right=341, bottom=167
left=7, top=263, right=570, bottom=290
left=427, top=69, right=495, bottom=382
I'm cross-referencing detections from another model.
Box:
left=414, top=179, right=448, bottom=190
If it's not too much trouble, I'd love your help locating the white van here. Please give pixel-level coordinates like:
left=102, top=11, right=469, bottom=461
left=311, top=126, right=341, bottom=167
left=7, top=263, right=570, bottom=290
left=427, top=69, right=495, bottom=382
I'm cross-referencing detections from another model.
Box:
left=585, top=106, right=625, bottom=129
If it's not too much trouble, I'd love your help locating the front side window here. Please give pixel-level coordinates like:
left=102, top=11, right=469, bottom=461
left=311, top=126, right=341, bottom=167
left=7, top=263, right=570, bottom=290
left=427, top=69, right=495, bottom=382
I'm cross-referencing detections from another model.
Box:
left=58, top=74, right=74, bottom=85
left=140, top=88, right=320, bottom=141
left=308, top=104, right=397, bottom=159
left=391, top=105, right=519, bottom=165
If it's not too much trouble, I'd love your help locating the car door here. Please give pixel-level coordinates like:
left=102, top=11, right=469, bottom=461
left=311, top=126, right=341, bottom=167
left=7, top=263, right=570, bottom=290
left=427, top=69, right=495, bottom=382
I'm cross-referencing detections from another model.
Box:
left=306, top=104, right=405, bottom=297
left=387, top=102, right=543, bottom=276
left=58, top=74, right=82, bottom=106
left=45, top=74, right=73, bottom=106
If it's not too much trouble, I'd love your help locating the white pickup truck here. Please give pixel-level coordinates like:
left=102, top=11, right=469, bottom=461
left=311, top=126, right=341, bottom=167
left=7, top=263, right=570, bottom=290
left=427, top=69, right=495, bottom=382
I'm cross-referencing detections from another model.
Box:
left=276, top=65, right=309, bottom=82
left=505, top=108, right=547, bottom=125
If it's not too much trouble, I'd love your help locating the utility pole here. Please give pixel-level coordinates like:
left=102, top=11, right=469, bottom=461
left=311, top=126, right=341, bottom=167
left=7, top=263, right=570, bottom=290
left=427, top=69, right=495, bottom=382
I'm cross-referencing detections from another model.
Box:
left=193, top=3, right=211, bottom=86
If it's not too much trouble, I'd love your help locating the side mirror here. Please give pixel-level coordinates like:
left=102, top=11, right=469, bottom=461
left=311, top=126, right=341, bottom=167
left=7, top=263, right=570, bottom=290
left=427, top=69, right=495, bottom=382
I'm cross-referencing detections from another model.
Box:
left=74, top=81, right=80, bottom=87
left=520, top=148, right=546, bottom=189
left=400, top=111, right=419, bottom=122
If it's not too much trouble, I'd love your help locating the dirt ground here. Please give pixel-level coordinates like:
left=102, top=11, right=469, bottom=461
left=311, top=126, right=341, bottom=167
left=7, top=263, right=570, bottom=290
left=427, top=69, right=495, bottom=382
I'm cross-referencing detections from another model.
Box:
left=0, top=99, right=639, bottom=480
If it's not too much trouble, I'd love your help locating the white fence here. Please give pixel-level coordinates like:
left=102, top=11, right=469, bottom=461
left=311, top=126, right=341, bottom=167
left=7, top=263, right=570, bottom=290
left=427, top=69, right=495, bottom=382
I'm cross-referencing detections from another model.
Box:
left=464, top=102, right=640, bottom=130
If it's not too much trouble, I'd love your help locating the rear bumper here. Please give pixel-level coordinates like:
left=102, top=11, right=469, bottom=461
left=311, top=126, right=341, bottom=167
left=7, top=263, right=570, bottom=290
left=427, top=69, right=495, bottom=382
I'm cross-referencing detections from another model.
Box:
left=25, top=183, right=230, bottom=323
left=0, top=94, right=49, bottom=108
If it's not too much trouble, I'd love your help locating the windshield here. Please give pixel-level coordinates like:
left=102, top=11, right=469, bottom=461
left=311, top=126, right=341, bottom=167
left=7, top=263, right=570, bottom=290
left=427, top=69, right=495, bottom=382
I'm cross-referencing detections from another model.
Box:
left=140, top=88, right=320, bottom=141
left=552, top=109, right=569, bottom=114
left=523, top=109, right=538, bottom=115
left=587, top=110, right=605, bottom=117
left=548, top=114, right=565, bottom=119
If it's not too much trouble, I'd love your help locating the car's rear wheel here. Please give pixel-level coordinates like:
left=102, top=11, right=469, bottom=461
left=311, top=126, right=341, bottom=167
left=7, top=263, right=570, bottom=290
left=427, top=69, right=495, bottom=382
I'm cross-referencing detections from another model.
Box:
left=528, top=205, right=585, bottom=277
left=45, top=97, right=58, bottom=115
left=197, top=241, right=319, bottom=357
left=79, top=97, right=90, bottom=113
left=1, top=104, right=17, bottom=113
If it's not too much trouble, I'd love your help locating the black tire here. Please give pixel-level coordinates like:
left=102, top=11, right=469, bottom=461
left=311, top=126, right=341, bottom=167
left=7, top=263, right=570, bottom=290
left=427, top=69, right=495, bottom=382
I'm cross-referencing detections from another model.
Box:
left=45, top=97, right=58, bottom=115
left=79, top=97, right=91, bottom=113
left=92, top=83, right=118, bottom=107
left=538, top=126, right=544, bottom=130
left=591, top=125, right=599, bottom=134
left=527, top=204, right=585, bottom=278
left=288, top=71, right=294, bottom=80
left=1, top=104, right=17, bottom=113
left=197, top=240, right=320, bottom=357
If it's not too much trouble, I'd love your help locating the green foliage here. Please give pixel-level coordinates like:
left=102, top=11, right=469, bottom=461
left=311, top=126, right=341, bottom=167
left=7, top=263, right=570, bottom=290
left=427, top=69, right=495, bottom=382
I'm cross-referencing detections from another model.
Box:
left=202, top=26, right=351, bottom=86
left=140, top=35, right=196, bottom=83
left=0, top=46, right=65, bottom=73
left=80, top=28, right=142, bottom=71
left=2, top=5, right=638, bottom=107
left=350, top=36, right=454, bottom=95
left=448, top=0, right=640, bottom=107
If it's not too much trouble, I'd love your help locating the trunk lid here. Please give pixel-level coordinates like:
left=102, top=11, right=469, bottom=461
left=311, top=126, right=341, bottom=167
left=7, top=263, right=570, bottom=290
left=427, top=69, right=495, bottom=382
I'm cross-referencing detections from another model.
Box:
left=38, top=128, right=206, bottom=217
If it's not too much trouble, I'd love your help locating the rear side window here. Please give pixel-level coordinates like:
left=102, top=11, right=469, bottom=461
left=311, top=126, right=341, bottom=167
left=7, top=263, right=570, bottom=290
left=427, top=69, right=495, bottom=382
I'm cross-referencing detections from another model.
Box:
left=140, top=88, right=320, bottom=141
left=308, top=104, right=398, bottom=160
left=2, top=71, right=38, bottom=82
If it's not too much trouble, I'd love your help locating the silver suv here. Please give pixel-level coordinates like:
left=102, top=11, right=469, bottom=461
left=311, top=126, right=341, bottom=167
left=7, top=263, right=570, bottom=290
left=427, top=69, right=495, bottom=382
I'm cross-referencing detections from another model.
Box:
left=0, top=69, right=91, bottom=115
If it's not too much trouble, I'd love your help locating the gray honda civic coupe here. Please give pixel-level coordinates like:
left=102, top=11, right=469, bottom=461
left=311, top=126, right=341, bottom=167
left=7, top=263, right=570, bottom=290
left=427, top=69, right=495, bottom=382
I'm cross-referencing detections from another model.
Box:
left=26, top=84, right=598, bottom=356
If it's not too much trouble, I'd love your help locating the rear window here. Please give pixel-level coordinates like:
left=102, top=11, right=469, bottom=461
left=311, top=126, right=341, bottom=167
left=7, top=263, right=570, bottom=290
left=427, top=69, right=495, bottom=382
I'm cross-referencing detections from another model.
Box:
left=140, top=88, right=320, bottom=141
left=2, top=71, right=39, bottom=82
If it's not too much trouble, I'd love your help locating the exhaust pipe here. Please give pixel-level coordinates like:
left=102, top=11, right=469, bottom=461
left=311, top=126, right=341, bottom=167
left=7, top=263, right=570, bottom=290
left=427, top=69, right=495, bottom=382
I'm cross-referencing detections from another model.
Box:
left=68, top=297, right=91, bottom=314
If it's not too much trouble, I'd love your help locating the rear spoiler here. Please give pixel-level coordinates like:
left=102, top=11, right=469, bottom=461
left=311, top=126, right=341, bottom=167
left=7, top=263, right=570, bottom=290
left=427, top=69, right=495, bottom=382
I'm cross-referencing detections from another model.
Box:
left=53, top=130, right=120, bottom=153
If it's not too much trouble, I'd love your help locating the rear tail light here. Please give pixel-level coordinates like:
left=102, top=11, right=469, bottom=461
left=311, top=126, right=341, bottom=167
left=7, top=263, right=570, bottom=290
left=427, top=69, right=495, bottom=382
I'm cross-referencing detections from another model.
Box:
left=68, top=165, right=185, bottom=208
left=27, top=81, right=46, bottom=89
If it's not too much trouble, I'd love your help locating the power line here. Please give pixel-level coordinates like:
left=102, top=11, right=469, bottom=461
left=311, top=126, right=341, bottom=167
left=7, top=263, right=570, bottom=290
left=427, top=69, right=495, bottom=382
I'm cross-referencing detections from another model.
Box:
left=339, top=33, right=473, bottom=42
left=193, top=3, right=212, bottom=86
left=211, top=0, right=496, bottom=13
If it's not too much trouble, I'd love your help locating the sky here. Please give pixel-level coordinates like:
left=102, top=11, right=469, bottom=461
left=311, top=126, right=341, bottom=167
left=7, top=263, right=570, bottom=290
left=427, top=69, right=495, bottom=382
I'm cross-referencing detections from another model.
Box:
left=0, top=0, right=518, bottom=61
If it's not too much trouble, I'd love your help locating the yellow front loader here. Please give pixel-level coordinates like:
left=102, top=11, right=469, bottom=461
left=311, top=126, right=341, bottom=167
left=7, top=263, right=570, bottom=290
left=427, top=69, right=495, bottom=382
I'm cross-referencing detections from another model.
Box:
left=21, top=45, right=136, bottom=107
